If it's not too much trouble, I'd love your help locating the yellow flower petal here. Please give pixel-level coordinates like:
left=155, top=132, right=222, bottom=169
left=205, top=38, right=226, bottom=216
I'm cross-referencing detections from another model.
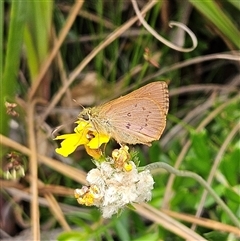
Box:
left=54, top=120, right=111, bottom=158
left=123, top=162, right=133, bottom=172
left=74, top=120, right=92, bottom=132
left=54, top=133, right=75, bottom=140
left=87, top=133, right=110, bottom=149
left=55, top=147, right=73, bottom=157
left=85, top=145, right=102, bottom=160
left=55, top=133, right=89, bottom=157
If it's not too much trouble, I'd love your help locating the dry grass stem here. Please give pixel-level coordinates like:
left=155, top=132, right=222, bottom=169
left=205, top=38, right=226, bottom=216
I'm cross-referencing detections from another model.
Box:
left=134, top=203, right=207, bottom=241
left=163, top=209, right=240, bottom=236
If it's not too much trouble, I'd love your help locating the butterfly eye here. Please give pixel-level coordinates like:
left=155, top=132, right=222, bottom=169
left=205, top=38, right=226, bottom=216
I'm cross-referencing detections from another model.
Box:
left=82, top=114, right=89, bottom=121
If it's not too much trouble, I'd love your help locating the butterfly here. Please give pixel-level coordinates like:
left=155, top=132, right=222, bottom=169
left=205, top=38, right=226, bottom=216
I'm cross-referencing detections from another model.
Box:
left=78, top=82, right=169, bottom=146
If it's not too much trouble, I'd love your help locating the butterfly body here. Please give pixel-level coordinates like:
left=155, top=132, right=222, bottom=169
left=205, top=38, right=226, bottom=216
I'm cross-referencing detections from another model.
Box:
left=78, top=82, right=169, bottom=145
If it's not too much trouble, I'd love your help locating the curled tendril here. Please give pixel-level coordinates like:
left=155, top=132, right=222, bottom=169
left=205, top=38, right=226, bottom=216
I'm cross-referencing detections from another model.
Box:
left=131, top=0, right=198, bottom=52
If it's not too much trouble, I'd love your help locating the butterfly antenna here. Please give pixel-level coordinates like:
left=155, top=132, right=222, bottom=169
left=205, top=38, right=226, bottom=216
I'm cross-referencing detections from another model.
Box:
left=51, top=125, right=64, bottom=138
left=73, top=99, right=85, bottom=111
left=51, top=116, right=78, bottom=138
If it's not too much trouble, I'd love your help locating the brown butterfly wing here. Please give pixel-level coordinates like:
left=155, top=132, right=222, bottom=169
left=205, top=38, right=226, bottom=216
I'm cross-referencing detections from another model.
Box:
left=129, top=82, right=169, bottom=115
left=90, top=81, right=169, bottom=145
left=100, top=81, right=169, bottom=115
left=99, top=98, right=166, bottom=145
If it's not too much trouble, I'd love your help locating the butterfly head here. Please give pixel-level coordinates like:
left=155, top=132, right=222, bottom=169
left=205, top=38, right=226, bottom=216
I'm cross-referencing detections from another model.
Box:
left=78, top=108, right=92, bottom=121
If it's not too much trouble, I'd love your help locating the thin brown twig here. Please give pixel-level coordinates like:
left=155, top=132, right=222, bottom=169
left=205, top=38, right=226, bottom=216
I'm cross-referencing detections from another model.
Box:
left=169, top=84, right=239, bottom=97
left=134, top=203, right=207, bottom=241
left=141, top=51, right=240, bottom=85
left=36, top=178, right=71, bottom=231
left=59, top=5, right=116, bottom=30
left=44, top=192, right=71, bottom=231
left=156, top=55, right=238, bottom=86
left=66, top=29, right=149, bottom=43
left=4, top=187, right=85, bottom=213
left=1, top=180, right=74, bottom=197
left=163, top=209, right=240, bottom=236
left=108, top=52, right=240, bottom=101
left=28, top=99, right=41, bottom=240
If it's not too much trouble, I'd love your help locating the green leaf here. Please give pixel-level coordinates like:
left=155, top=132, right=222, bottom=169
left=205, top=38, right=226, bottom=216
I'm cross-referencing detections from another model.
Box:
left=204, top=230, right=228, bottom=241
left=190, top=129, right=210, bottom=164
left=220, top=146, right=240, bottom=186
left=115, top=212, right=131, bottom=241
left=133, top=232, right=159, bottom=241
left=149, top=141, right=161, bottom=163
left=57, top=231, right=85, bottom=241
left=224, top=186, right=240, bottom=203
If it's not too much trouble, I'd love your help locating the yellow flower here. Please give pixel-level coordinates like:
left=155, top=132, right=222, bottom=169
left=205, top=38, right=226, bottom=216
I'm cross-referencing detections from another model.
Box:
left=54, top=120, right=110, bottom=159
left=74, top=185, right=102, bottom=206
left=112, top=145, right=131, bottom=170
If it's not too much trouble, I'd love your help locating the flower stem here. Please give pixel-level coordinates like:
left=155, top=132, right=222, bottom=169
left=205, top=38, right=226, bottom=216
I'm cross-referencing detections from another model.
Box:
left=144, top=162, right=239, bottom=227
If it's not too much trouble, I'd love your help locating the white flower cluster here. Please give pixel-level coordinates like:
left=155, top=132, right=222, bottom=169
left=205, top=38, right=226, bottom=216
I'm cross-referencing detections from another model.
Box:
left=84, top=160, right=154, bottom=218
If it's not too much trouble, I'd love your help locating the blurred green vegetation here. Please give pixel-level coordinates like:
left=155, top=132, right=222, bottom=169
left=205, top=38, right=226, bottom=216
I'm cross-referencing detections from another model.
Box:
left=1, top=1, right=239, bottom=240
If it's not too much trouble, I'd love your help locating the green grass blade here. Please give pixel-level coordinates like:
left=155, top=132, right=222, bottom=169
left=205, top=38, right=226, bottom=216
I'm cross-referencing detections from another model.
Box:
left=24, top=25, right=40, bottom=79
left=227, top=0, right=240, bottom=10
left=1, top=1, right=27, bottom=136
left=24, top=0, right=53, bottom=80
left=0, top=1, right=3, bottom=75
left=32, top=0, right=52, bottom=62
left=189, top=0, right=240, bottom=48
